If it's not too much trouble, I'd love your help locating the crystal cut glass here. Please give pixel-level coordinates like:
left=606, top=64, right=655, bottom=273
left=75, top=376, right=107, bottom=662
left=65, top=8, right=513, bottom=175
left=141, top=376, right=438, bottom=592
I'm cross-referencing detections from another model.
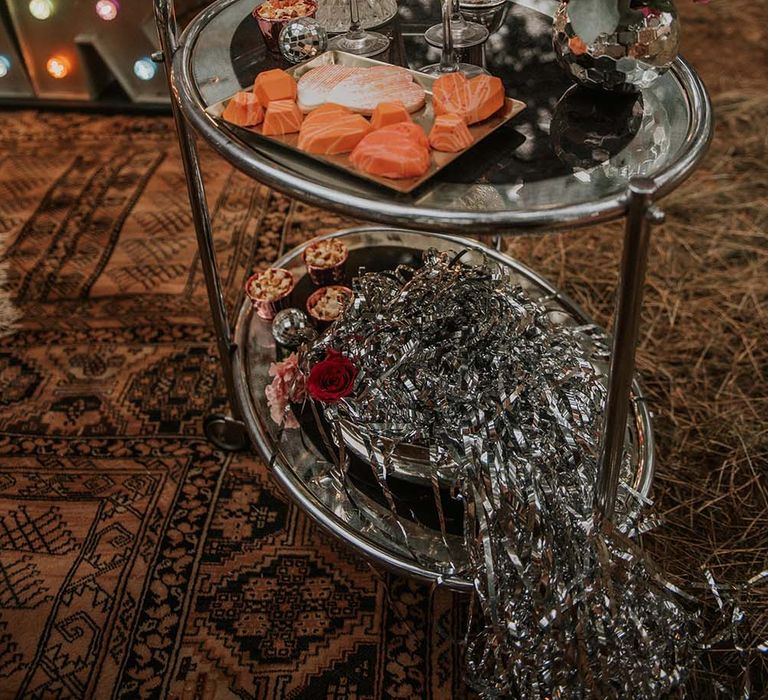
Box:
left=316, top=0, right=398, bottom=34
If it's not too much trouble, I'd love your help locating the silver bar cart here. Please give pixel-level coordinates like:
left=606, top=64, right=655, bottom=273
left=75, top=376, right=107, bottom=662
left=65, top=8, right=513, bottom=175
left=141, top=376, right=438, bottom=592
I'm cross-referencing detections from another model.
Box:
left=152, top=0, right=712, bottom=586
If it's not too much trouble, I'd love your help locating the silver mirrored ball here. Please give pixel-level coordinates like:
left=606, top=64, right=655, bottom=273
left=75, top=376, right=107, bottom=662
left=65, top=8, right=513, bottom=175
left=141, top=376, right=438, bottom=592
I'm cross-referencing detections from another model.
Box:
left=278, top=17, right=328, bottom=65
left=272, top=308, right=318, bottom=347
left=553, top=1, right=680, bottom=93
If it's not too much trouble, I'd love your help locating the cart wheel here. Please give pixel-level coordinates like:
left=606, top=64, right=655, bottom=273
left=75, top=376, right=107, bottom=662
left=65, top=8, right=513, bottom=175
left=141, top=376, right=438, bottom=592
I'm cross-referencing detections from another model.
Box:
left=204, top=414, right=249, bottom=451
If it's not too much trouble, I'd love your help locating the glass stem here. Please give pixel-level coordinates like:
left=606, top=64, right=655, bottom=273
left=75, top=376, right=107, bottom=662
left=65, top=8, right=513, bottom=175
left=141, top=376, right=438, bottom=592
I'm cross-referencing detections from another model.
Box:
left=348, top=0, right=363, bottom=38
left=439, top=0, right=458, bottom=73
left=452, top=0, right=465, bottom=28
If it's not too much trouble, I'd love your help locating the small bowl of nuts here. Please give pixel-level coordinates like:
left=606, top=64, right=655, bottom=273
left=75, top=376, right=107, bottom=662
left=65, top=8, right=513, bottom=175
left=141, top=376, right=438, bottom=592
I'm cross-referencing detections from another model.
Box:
left=302, top=237, right=349, bottom=286
left=306, top=285, right=353, bottom=328
left=253, top=0, right=318, bottom=54
left=245, top=267, right=295, bottom=320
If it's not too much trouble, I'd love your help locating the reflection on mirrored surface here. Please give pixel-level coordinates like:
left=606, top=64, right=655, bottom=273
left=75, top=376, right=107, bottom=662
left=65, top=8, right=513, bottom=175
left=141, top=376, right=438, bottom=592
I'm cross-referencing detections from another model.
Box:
left=551, top=86, right=644, bottom=170
left=597, top=89, right=672, bottom=183
left=548, top=85, right=674, bottom=189
left=188, top=0, right=696, bottom=215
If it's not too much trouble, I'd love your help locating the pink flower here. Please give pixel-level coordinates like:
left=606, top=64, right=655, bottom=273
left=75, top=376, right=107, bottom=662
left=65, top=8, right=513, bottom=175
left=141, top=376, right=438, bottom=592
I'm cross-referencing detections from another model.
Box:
left=265, top=352, right=306, bottom=429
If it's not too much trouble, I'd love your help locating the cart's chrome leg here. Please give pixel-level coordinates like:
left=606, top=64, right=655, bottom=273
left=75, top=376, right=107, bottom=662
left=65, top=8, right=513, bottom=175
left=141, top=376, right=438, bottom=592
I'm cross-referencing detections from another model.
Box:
left=595, top=177, right=663, bottom=520
left=153, top=0, right=248, bottom=451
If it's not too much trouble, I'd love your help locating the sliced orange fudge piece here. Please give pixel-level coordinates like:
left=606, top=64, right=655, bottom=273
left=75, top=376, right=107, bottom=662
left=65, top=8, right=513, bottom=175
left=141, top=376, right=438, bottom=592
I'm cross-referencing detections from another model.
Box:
left=433, top=73, right=505, bottom=125
left=305, top=103, right=353, bottom=120
left=298, top=112, right=372, bottom=155
left=302, top=103, right=354, bottom=129
left=376, top=122, right=429, bottom=150
left=467, top=74, right=505, bottom=124
left=432, top=73, right=472, bottom=121
left=253, top=68, right=297, bottom=107
left=370, top=101, right=411, bottom=130
left=262, top=99, right=304, bottom=135
left=222, top=91, right=264, bottom=127
left=350, top=130, right=430, bottom=180
left=429, top=114, right=473, bottom=152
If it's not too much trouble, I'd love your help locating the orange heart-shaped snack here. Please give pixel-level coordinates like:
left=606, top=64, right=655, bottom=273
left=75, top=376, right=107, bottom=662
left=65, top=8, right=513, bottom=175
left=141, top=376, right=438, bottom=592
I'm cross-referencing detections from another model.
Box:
left=432, top=73, right=505, bottom=125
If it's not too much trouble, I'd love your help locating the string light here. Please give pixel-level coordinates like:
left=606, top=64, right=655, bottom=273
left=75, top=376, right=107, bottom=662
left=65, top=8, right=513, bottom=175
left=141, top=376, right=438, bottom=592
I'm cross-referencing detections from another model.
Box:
left=28, top=0, right=54, bottom=20
left=46, top=55, right=71, bottom=79
left=95, top=0, right=119, bottom=21
left=0, top=56, right=11, bottom=79
left=133, top=57, right=157, bottom=81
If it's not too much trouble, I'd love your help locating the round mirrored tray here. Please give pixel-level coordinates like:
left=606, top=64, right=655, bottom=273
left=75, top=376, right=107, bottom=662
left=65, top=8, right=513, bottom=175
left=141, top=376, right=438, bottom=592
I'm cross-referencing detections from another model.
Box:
left=232, top=228, right=654, bottom=590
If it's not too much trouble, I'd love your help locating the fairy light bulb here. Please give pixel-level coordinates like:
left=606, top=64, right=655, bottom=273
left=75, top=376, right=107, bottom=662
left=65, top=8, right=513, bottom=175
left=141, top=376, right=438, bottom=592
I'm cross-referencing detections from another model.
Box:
left=29, top=0, right=54, bottom=20
left=133, top=57, right=157, bottom=81
left=46, top=55, right=71, bottom=79
left=95, top=0, right=119, bottom=21
left=0, top=56, right=11, bottom=79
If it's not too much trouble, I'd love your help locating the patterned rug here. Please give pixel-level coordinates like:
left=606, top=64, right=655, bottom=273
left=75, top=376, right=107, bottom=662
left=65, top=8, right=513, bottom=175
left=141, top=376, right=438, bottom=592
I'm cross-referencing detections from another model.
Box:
left=1, top=1, right=767, bottom=694
left=0, top=112, right=468, bottom=699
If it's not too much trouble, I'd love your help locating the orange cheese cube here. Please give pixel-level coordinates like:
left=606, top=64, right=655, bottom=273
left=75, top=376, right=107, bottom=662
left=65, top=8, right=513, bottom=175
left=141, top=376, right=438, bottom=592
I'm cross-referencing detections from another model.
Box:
left=222, top=91, right=264, bottom=127
left=262, top=99, right=304, bottom=135
left=429, top=114, right=473, bottom=152
left=253, top=68, right=298, bottom=107
left=370, top=101, right=411, bottom=130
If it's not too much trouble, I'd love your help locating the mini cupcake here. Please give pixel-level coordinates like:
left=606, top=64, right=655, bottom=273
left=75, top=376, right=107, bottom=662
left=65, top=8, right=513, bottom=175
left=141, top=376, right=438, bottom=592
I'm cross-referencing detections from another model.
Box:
left=306, top=285, right=353, bottom=327
left=245, top=268, right=295, bottom=320
left=303, top=238, right=349, bottom=286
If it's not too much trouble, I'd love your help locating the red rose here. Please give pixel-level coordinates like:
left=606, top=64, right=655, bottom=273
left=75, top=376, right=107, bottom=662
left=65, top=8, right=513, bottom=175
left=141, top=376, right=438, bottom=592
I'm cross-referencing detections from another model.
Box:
left=307, top=349, right=357, bottom=403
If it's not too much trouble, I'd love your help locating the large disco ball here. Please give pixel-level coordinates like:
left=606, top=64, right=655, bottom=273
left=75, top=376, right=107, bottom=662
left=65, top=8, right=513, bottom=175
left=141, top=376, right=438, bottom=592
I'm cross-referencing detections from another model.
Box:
left=553, top=0, right=680, bottom=93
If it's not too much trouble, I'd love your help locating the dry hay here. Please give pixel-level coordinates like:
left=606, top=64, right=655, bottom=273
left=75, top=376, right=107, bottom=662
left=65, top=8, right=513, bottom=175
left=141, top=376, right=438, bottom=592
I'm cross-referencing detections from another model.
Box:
left=500, top=86, right=768, bottom=696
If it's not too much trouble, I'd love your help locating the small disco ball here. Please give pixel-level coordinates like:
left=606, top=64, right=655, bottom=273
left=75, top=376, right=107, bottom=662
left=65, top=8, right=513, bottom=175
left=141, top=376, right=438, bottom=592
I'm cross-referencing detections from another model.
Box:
left=272, top=308, right=318, bottom=347
left=278, top=17, right=328, bottom=65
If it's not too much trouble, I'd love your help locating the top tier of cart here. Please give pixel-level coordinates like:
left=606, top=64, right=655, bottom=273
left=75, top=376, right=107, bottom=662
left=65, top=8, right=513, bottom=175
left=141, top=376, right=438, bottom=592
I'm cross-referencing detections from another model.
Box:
left=170, top=0, right=711, bottom=232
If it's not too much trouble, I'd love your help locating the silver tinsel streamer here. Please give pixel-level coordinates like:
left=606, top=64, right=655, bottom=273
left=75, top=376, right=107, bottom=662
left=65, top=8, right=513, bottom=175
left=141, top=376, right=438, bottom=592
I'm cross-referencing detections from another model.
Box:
left=298, top=249, right=759, bottom=697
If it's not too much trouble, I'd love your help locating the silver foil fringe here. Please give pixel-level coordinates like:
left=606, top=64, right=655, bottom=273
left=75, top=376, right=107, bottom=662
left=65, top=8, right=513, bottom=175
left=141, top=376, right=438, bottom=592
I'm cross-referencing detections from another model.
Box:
left=294, top=248, right=759, bottom=698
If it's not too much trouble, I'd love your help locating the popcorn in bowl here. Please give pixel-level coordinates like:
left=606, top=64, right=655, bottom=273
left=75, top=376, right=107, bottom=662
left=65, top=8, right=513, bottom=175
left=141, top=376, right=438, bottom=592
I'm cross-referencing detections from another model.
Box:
left=303, top=238, right=349, bottom=285
left=306, top=285, right=353, bottom=326
left=245, top=267, right=295, bottom=320
left=255, top=0, right=316, bottom=20
left=253, top=0, right=318, bottom=53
